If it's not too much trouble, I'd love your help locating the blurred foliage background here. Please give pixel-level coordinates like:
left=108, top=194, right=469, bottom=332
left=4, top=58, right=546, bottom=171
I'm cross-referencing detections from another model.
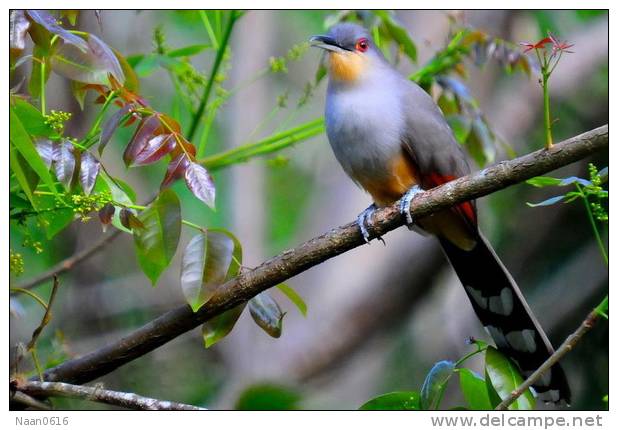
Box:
left=9, top=10, right=608, bottom=410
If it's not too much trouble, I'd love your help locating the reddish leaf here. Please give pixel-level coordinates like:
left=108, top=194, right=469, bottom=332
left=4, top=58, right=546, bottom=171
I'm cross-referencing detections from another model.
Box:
left=53, top=140, right=76, bottom=189
left=159, top=113, right=181, bottom=133
left=119, top=208, right=144, bottom=231
left=26, top=10, right=89, bottom=52
left=79, top=151, right=100, bottom=195
left=10, top=10, right=30, bottom=57
left=123, top=114, right=161, bottom=166
left=184, top=162, right=216, bottom=208
left=98, top=203, right=115, bottom=232
left=35, top=138, right=56, bottom=169
left=161, top=154, right=190, bottom=189
left=519, top=37, right=552, bottom=53
left=51, top=32, right=125, bottom=86
left=132, top=134, right=176, bottom=166
left=99, top=103, right=133, bottom=155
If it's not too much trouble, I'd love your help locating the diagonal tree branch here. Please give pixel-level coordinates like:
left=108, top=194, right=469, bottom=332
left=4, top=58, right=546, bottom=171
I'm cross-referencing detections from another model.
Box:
left=13, top=380, right=206, bottom=410
left=13, top=229, right=123, bottom=292
left=39, top=125, right=608, bottom=386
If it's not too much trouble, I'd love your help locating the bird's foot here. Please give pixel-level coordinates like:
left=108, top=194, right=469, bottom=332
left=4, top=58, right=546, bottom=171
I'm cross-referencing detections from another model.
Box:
left=357, top=204, right=381, bottom=243
left=399, top=185, right=422, bottom=229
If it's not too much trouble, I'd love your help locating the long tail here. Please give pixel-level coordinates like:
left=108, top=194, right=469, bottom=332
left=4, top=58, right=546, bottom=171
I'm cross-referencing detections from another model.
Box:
left=439, top=233, right=571, bottom=405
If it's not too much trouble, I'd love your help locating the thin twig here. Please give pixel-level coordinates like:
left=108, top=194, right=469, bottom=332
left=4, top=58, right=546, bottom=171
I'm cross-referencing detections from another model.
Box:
left=27, top=276, right=60, bottom=352
left=13, top=229, right=123, bottom=292
left=10, top=390, right=51, bottom=410
left=38, top=125, right=608, bottom=386
left=495, top=306, right=604, bottom=410
left=14, top=381, right=207, bottom=411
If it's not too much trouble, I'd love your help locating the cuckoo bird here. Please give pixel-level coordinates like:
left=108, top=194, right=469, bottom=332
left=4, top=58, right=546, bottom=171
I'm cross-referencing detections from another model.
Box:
left=310, top=23, right=570, bottom=405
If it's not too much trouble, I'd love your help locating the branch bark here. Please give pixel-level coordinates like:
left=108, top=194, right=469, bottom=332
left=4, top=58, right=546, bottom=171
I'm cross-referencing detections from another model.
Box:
left=39, top=125, right=608, bottom=386
left=13, top=229, right=123, bottom=292
left=13, top=380, right=207, bottom=411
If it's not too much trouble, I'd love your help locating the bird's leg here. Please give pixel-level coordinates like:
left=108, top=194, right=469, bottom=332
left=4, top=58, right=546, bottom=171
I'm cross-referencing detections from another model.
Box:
left=357, top=203, right=378, bottom=243
left=399, top=185, right=422, bottom=229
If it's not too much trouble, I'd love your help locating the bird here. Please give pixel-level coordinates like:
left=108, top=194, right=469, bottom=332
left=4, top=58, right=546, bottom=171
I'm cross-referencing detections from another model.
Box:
left=310, top=22, right=570, bottom=406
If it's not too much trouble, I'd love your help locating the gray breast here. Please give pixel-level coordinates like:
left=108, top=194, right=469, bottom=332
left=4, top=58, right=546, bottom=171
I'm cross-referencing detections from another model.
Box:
left=325, top=79, right=405, bottom=182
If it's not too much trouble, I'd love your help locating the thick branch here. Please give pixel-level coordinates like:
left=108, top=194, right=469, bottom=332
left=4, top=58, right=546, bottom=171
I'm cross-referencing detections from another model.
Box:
left=13, top=381, right=206, bottom=411
left=14, top=229, right=123, bottom=292
left=495, top=305, right=604, bottom=410
left=40, top=125, right=608, bottom=385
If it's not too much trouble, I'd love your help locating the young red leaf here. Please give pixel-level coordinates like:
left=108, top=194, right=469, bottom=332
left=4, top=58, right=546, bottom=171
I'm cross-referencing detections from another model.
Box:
left=35, top=138, right=56, bottom=169
left=53, top=140, right=76, bottom=189
left=119, top=208, right=144, bottom=231
left=184, top=162, right=216, bottom=208
left=123, top=114, right=161, bottom=166
left=132, top=134, right=176, bottom=166
left=26, top=10, right=89, bottom=52
left=50, top=32, right=125, bottom=86
left=10, top=10, right=30, bottom=57
left=98, top=203, right=115, bottom=232
left=99, top=103, right=133, bottom=155
left=79, top=151, right=100, bottom=195
left=161, top=153, right=190, bottom=189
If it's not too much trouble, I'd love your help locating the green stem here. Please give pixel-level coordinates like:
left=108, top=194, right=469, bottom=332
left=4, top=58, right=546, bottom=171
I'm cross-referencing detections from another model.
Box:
left=577, top=184, right=608, bottom=265
left=10, top=288, right=48, bottom=310
left=83, top=91, right=118, bottom=147
left=455, top=345, right=487, bottom=368
left=199, top=10, right=219, bottom=49
left=31, top=349, right=44, bottom=382
left=188, top=10, right=239, bottom=142
left=199, top=118, right=323, bottom=169
left=542, top=73, right=553, bottom=149
left=40, top=62, right=46, bottom=115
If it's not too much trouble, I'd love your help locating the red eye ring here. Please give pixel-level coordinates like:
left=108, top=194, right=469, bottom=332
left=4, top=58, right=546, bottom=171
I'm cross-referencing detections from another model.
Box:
left=355, top=37, right=369, bottom=52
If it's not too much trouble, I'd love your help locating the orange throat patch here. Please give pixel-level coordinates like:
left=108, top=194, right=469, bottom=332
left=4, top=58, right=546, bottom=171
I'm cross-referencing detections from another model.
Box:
left=329, top=52, right=366, bottom=82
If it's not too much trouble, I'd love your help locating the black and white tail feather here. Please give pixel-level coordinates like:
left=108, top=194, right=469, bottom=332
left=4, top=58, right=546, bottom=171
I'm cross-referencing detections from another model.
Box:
left=440, top=233, right=571, bottom=406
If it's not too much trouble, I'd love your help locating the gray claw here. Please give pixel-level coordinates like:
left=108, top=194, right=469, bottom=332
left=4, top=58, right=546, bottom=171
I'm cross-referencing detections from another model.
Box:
left=357, top=204, right=377, bottom=243
left=399, top=185, right=422, bottom=227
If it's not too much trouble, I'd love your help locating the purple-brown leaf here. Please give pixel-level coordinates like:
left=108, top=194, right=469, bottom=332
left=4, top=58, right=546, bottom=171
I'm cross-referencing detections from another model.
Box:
left=98, top=203, right=115, bottom=232
left=161, top=154, right=190, bottom=189
left=184, top=162, right=216, bottom=208
left=53, top=140, right=76, bottom=189
left=99, top=104, right=132, bottom=155
left=26, top=10, right=89, bottom=52
left=35, top=138, right=56, bottom=169
left=50, top=32, right=125, bottom=86
left=10, top=10, right=30, bottom=55
left=132, top=134, right=176, bottom=166
left=79, top=151, right=100, bottom=195
left=123, top=115, right=161, bottom=166
left=119, top=208, right=145, bottom=231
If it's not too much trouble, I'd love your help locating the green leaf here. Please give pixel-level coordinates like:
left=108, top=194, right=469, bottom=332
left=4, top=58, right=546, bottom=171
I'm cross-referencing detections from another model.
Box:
left=485, top=346, right=535, bottom=410
left=374, top=10, right=417, bottom=62
left=35, top=195, right=74, bottom=239
left=133, top=189, right=181, bottom=285
left=421, top=360, right=456, bottom=409
left=181, top=231, right=235, bottom=312
left=202, top=304, right=245, bottom=348
left=277, top=283, right=307, bottom=317
left=359, top=391, right=421, bottom=410
left=10, top=143, right=38, bottom=208
left=526, top=195, right=565, bottom=207
left=168, top=44, right=211, bottom=57
left=249, top=292, right=285, bottom=338
left=465, top=118, right=495, bottom=167
left=459, top=368, right=492, bottom=410
left=526, top=176, right=563, bottom=187
left=235, top=383, right=300, bottom=410
left=447, top=114, right=472, bottom=144
left=10, top=96, right=57, bottom=138
left=10, top=105, right=60, bottom=199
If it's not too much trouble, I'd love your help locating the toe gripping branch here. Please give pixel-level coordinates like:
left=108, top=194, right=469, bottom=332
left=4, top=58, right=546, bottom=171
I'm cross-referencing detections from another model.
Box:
left=399, top=185, right=422, bottom=228
left=357, top=204, right=377, bottom=243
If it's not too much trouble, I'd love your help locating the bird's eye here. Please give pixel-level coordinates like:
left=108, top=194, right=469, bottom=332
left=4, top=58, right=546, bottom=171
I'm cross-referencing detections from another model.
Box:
left=355, top=38, right=369, bottom=52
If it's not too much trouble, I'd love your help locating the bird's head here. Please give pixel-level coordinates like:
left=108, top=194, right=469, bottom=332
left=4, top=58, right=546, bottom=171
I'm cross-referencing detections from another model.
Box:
left=310, top=23, right=383, bottom=84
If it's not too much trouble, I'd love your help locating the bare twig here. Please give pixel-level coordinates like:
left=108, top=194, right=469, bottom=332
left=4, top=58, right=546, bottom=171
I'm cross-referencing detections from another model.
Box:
left=13, top=229, right=123, bottom=292
left=10, top=390, right=51, bottom=410
left=38, top=125, right=608, bottom=386
left=13, top=381, right=207, bottom=411
left=27, top=276, right=60, bottom=351
left=495, top=305, right=605, bottom=410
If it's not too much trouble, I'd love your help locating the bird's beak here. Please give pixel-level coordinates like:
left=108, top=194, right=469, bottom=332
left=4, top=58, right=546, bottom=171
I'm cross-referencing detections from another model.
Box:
left=309, top=35, right=348, bottom=53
